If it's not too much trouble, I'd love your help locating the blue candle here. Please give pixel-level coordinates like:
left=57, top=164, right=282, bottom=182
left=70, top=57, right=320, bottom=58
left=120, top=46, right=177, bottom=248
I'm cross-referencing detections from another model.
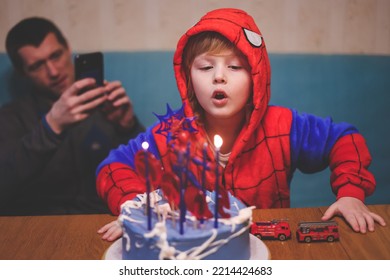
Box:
left=142, top=141, right=152, bottom=231
left=213, top=135, right=223, bottom=228
left=178, top=150, right=185, bottom=234
left=201, top=142, right=208, bottom=193
left=200, top=142, right=208, bottom=224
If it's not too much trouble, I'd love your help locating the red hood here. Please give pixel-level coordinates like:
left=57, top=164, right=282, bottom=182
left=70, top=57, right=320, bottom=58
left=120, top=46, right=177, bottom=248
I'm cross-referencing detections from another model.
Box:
left=173, top=8, right=271, bottom=158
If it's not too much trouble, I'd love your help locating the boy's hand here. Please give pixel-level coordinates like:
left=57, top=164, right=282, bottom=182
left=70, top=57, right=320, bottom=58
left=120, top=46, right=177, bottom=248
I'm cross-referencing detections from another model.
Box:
left=97, top=219, right=123, bottom=241
left=322, top=197, right=386, bottom=233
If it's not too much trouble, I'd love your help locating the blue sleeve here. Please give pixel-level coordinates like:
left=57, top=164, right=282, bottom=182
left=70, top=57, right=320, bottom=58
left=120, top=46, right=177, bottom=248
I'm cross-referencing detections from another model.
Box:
left=290, top=109, right=358, bottom=173
left=95, top=125, right=160, bottom=174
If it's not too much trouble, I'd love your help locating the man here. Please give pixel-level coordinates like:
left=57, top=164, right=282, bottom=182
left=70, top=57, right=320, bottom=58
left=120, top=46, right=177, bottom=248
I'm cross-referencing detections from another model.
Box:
left=0, top=17, right=144, bottom=215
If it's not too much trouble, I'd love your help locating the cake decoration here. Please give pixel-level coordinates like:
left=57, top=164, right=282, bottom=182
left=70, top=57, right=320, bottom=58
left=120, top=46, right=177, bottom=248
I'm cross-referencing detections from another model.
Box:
left=133, top=104, right=233, bottom=235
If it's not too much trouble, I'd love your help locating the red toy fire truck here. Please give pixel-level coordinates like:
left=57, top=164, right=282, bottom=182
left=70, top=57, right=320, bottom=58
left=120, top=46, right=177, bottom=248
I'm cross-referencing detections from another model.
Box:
left=296, top=221, right=339, bottom=243
left=250, top=220, right=291, bottom=241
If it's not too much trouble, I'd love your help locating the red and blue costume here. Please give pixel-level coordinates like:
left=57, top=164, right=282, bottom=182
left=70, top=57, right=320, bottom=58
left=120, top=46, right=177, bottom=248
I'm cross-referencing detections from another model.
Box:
left=96, top=8, right=375, bottom=215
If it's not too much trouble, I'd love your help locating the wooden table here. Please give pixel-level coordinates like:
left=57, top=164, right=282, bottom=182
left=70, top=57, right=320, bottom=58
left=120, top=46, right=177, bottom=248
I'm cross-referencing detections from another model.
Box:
left=0, top=205, right=388, bottom=260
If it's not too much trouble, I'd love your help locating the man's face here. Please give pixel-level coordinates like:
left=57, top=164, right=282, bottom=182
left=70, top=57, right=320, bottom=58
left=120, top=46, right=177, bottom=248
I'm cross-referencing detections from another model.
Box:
left=17, top=32, right=74, bottom=97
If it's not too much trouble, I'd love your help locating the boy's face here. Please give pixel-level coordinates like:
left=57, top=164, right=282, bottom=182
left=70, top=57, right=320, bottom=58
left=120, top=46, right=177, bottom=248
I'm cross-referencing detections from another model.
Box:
left=190, top=49, right=252, bottom=123
left=17, top=32, right=74, bottom=97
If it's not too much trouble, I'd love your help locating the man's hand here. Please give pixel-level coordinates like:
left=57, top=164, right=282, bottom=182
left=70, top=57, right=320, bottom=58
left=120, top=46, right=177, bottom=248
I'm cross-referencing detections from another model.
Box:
left=100, top=81, right=135, bottom=130
left=46, top=78, right=107, bottom=134
left=322, top=197, right=386, bottom=233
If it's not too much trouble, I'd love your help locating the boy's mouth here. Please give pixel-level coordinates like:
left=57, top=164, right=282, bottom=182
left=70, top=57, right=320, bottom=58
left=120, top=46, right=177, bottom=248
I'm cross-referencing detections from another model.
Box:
left=212, top=90, right=228, bottom=106
left=212, top=91, right=227, bottom=100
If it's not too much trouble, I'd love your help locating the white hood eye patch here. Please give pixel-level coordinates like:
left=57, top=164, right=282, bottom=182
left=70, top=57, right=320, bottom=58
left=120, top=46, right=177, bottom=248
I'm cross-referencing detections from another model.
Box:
left=243, top=28, right=262, bottom=48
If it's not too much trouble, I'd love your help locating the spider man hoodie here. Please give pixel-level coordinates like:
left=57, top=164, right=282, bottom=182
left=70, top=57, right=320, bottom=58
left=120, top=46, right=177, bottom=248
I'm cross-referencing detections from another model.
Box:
left=96, top=8, right=375, bottom=215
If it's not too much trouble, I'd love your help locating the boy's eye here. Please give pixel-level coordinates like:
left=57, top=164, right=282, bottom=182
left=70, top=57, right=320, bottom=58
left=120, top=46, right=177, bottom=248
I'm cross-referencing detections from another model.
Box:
left=229, top=65, right=243, bottom=70
left=199, top=66, right=213, bottom=71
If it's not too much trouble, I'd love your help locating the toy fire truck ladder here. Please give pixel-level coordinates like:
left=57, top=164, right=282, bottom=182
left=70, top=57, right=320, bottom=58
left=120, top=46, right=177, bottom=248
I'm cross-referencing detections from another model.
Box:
left=270, top=219, right=289, bottom=224
left=298, top=221, right=338, bottom=228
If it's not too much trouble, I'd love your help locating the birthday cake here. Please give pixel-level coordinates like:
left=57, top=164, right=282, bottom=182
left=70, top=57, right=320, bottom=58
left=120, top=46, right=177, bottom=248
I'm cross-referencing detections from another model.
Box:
left=119, top=189, right=253, bottom=260
left=110, top=106, right=254, bottom=259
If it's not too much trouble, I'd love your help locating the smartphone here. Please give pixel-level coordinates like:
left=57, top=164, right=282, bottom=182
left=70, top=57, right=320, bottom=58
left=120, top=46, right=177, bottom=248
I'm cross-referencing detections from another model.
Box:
left=74, top=52, right=104, bottom=92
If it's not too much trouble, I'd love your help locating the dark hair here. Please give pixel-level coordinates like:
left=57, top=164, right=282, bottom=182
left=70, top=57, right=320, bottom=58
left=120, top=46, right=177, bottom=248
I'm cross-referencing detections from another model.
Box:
left=5, top=17, right=68, bottom=72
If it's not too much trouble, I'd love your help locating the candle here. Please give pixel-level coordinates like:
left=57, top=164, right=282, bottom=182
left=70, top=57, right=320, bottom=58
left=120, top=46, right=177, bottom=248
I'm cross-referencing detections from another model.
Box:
left=178, top=150, right=185, bottom=234
left=213, top=134, right=223, bottom=228
left=142, top=141, right=152, bottom=231
left=200, top=142, right=208, bottom=224
left=175, top=131, right=191, bottom=234
left=201, top=142, right=208, bottom=193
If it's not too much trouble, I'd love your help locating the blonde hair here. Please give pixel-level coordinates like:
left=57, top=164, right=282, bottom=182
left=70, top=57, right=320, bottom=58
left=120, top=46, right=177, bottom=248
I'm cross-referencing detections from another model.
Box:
left=182, top=32, right=251, bottom=122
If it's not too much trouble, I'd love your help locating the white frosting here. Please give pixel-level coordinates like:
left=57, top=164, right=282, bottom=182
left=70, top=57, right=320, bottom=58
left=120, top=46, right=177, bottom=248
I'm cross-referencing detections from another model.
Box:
left=123, top=232, right=131, bottom=251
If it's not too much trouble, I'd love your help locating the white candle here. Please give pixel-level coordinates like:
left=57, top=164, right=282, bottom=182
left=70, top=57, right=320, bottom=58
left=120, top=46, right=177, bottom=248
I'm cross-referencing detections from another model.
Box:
left=142, top=141, right=152, bottom=230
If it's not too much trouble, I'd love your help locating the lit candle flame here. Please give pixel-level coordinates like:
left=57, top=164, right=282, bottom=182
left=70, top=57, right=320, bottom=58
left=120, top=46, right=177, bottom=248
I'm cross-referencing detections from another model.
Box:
left=142, top=141, right=149, bottom=150
left=214, top=135, right=223, bottom=150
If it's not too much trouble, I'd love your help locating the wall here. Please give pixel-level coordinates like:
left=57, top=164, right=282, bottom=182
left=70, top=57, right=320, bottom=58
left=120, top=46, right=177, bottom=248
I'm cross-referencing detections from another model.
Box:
left=0, top=0, right=389, bottom=54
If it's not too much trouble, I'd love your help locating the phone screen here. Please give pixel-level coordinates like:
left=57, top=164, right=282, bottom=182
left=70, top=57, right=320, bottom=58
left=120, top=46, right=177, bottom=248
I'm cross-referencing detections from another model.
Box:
left=74, top=52, right=104, bottom=87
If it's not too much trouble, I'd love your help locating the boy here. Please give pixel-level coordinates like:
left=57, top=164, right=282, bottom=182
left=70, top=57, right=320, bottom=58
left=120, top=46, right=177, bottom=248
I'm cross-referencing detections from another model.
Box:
left=96, top=8, right=385, bottom=240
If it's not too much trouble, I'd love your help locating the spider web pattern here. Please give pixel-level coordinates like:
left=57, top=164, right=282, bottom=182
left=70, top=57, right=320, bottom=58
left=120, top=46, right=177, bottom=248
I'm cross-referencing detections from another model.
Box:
left=153, top=104, right=197, bottom=144
left=222, top=107, right=292, bottom=209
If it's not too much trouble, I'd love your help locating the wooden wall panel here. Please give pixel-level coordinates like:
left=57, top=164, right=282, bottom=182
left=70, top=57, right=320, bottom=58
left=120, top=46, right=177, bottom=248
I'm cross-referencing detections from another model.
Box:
left=0, top=0, right=389, bottom=54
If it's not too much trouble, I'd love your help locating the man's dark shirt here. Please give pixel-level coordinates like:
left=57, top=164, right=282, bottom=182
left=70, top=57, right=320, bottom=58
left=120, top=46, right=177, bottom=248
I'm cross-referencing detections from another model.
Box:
left=0, top=90, right=144, bottom=215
